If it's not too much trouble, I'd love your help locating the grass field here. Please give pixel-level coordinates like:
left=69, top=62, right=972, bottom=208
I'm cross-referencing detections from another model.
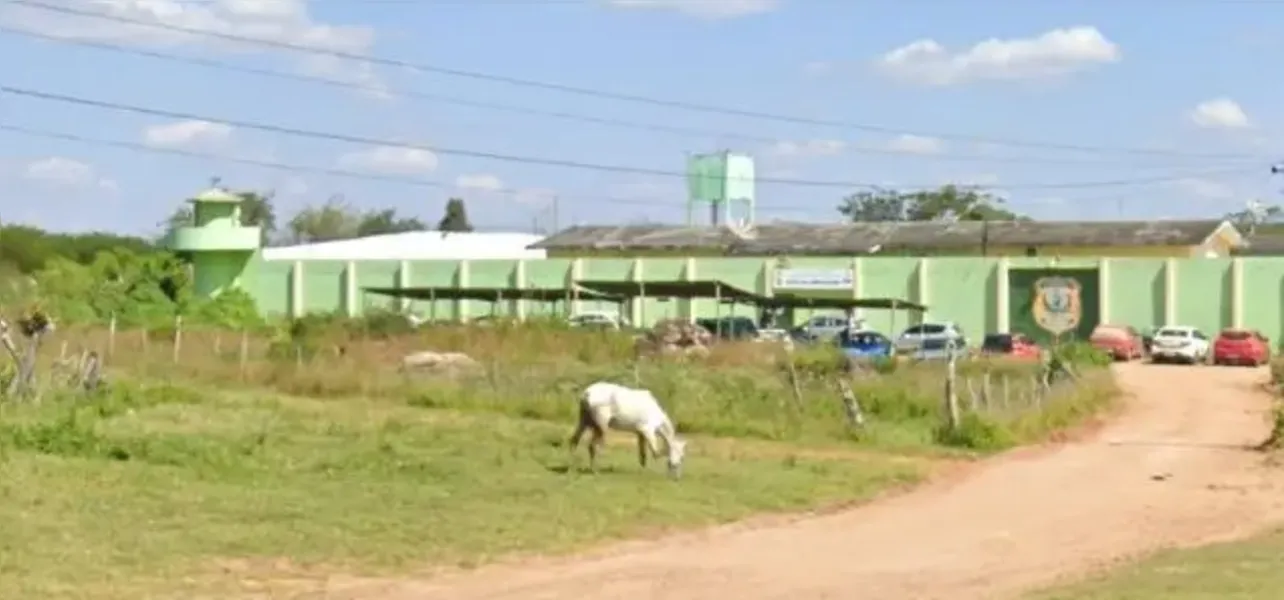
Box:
left=0, top=322, right=1122, bottom=598
left=1029, top=528, right=1284, bottom=599
left=0, top=382, right=928, bottom=599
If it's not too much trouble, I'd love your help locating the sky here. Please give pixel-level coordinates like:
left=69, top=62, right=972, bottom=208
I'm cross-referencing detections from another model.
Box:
left=0, top=0, right=1281, bottom=236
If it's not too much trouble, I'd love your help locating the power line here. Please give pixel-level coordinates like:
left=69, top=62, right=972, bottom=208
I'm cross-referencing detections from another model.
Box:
left=2, top=123, right=1239, bottom=226
left=0, top=122, right=818, bottom=215
left=1, top=84, right=1261, bottom=191
left=3, top=26, right=1227, bottom=169
left=7, top=0, right=1268, bottom=161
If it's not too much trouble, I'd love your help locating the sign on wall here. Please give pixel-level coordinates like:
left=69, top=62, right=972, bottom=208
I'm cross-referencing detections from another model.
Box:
left=774, top=268, right=854, bottom=290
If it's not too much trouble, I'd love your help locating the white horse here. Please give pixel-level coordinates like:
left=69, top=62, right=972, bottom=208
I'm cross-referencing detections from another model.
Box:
left=569, top=382, right=686, bottom=478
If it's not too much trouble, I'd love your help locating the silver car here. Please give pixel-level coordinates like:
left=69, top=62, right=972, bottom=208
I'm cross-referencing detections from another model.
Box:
left=796, top=313, right=866, bottom=343
left=895, top=322, right=967, bottom=358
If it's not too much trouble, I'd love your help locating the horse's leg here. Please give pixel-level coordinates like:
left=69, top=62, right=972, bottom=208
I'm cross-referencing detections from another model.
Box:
left=636, top=433, right=649, bottom=468
left=643, top=430, right=663, bottom=462
left=567, top=422, right=586, bottom=470
left=587, top=428, right=604, bottom=473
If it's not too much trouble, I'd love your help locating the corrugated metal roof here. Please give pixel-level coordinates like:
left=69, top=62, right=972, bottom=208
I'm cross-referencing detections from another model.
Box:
left=530, top=220, right=1235, bottom=255
left=262, top=231, right=548, bottom=261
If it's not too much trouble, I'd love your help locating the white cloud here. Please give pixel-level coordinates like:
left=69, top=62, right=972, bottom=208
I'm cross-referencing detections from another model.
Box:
left=455, top=173, right=505, bottom=192
left=337, top=146, right=437, bottom=174
left=22, top=157, right=116, bottom=191
left=606, top=0, right=778, bottom=19
left=3, top=0, right=383, bottom=92
left=142, top=120, right=232, bottom=148
left=887, top=134, right=945, bottom=155
left=770, top=139, right=845, bottom=158
left=1188, top=98, right=1252, bottom=130
left=877, top=26, right=1120, bottom=86
left=1171, top=177, right=1236, bottom=200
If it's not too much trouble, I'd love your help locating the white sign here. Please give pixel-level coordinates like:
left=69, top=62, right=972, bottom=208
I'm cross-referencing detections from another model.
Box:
left=774, top=268, right=854, bottom=290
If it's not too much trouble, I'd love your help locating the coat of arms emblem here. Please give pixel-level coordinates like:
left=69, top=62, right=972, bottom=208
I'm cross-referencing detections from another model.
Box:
left=1032, top=276, right=1082, bottom=336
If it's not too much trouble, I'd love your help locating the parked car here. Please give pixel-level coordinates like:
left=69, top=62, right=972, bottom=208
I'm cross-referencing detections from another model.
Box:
left=911, top=336, right=967, bottom=361
left=980, top=332, right=1042, bottom=360
left=567, top=311, right=624, bottom=330
left=696, top=316, right=761, bottom=341
left=1149, top=326, right=1211, bottom=364
left=1212, top=328, right=1271, bottom=366
left=794, top=313, right=864, bottom=343
left=894, top=322, right=966, bottom=356
left=1089, top=324, right=1145, bottom=361
left=836, top=329, right=893, bottom=360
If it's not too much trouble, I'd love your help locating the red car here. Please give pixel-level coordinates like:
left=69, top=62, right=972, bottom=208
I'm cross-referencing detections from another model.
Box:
left=1089, top=324, right=1145, bottom=361
left=1212, top=329, right=1271, bottom=366
left=981, top=332, right=1042, bottom=360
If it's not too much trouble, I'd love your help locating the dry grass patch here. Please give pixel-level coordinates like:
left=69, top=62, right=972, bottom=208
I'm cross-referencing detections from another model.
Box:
left=0, top=383, right=925, bottom=600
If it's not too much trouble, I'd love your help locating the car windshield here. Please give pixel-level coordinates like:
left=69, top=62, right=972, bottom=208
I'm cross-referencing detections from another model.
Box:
left=1155, top=328, right=1190, bottom=338
left=1220, top=330, right=1253, bottom=340
left=904, top=324, right=948, bottom=336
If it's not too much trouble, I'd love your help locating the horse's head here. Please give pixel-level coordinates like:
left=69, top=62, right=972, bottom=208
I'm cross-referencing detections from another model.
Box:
left=666, top=439, right=686, bottom=479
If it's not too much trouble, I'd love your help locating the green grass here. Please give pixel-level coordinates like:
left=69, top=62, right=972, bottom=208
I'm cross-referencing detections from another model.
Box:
left=0, top=383, right=926, bottom=599
left=1028, top=529, right=1284, bottom=599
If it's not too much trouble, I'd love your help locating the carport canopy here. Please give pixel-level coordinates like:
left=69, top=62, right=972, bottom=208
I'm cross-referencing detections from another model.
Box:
left=761, top=294, right=927, bottom=312
left=573, top=279, right=763, bottom=303
left=364, top=285, right=618, bottom=302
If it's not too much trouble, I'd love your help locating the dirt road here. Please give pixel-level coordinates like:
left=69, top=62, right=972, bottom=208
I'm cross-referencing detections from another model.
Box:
left=374, top=364, right=1284, bottom=600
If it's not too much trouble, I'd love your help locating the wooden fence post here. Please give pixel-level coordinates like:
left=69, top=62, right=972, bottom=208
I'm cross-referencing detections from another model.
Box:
left=943, top=348, right=961, bottom=430
left=238, top=329, right=249, bottom=380
left=172, top=315, right=183, bottom=364
left=107, top=313, right=117, bottom=359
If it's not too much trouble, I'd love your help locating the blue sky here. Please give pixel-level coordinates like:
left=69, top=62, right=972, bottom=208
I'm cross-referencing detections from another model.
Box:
left=0, top=0, right=1280, bottom=236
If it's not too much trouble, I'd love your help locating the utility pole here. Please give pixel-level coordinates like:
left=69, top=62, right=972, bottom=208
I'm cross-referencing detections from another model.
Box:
left=551, top=195, right=560, bottom=233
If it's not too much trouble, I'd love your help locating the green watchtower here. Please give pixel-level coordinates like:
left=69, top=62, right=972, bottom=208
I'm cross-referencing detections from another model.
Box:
left=166, top=188, right=262, bottom=298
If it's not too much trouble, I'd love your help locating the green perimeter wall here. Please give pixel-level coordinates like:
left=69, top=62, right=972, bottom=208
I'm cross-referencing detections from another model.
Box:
left=239, top=255, right=1284, bottom=343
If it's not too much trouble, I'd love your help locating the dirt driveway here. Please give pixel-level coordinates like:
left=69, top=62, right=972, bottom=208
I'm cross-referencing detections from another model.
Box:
left=363, top=363, right=1284, bottom=600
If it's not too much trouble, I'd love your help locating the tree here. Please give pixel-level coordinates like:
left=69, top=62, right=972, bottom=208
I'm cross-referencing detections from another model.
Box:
left=437, top=198, right=475, bottom=233
left=838, top=185, right=1024, bottom=223
left=0, top=223, right=154, bottom=274
left=356, top=208, right=428, bottom=237
left=1225, top=200, right=1282, bottom=235
left=285, top=196, right=363, bottom=243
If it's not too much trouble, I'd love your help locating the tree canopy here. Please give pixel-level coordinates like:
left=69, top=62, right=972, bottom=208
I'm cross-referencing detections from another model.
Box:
left=0, top=223, right=155, bottom=274
left=438, top=198, right=474, bottom=233
left=838, top=185, right=1025, bottom=223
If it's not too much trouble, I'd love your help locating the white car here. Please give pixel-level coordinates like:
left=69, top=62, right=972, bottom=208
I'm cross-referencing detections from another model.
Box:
left=895, top=322, right=966, bottom=356
left=1149, top=326, right=1211, bottom=364
left=568, top=312, right=624, bottom=330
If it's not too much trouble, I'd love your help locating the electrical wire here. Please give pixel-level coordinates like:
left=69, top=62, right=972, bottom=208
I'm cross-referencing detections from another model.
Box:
left=3, top=122, right=1199, bottom=226
left=0, top=122, right=821, bottom=214
left=6, top=0, right=1271, bottom=160
left=1, top=84, right=1263, bottom=191
left=2, top=25, right=1231, bottom=169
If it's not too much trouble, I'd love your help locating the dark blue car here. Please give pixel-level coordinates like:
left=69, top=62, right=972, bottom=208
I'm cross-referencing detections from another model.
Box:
left=837, top=329, right=893, bottom=359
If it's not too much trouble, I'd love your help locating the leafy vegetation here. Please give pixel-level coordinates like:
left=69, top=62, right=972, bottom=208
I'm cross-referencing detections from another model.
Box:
left=837, top=184, right=1026, bottom=223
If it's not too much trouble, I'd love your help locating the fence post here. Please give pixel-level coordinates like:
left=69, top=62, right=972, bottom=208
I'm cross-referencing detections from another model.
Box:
left=172, top=315, right=183, bottom=364
left=943, top=348, right=961, bottom=430
left=238, top=328, right=249, bottom=380
left=107, top=313, right=117, bottom=359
